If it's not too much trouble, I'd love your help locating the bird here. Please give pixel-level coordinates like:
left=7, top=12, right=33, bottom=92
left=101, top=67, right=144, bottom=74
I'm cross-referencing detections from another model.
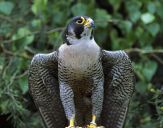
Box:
left=28, top=16, right=135, bottom=128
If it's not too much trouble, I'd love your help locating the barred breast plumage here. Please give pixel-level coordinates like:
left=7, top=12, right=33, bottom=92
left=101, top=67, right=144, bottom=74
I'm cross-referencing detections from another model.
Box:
left=58, top=38, right=103, bottom=85
left=58, top=38, right=104, bottom=124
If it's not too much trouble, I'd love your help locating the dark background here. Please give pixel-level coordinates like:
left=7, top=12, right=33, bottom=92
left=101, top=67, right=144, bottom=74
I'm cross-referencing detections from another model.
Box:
left=0, top=0, right=163, bottom=128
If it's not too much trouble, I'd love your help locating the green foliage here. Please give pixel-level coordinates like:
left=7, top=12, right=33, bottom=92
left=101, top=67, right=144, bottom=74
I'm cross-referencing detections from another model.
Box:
left=0, top=1, right=14, bottom=15
left=0, top=0, right=163, bottom=128
left=141, top=13, right=155, bottom=24
left=71, top=3, right=87, bottom=16
left=95, top=9, right=112, bottom=27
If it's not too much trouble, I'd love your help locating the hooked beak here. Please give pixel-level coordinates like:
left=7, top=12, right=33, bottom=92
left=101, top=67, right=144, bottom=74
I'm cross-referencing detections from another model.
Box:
left=84, top=18, right=95, bottom=29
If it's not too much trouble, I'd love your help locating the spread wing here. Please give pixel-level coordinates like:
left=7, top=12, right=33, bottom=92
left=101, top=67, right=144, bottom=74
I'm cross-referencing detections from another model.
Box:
left=28, top=51, right=67, bottom=128
left=101, top=50, right=135, bottom=128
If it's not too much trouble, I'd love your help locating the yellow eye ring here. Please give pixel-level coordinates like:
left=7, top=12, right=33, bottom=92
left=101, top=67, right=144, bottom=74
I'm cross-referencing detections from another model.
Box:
left=76, top=16, right=85, bottom=24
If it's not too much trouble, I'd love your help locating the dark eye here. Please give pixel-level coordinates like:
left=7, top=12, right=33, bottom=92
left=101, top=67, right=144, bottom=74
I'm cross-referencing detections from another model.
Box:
left=76, top=17, right=85, bottom=24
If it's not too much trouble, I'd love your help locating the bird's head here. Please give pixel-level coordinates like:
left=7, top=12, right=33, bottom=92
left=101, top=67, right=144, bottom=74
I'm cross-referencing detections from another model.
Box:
left=63, top=16, right=95, bottom=45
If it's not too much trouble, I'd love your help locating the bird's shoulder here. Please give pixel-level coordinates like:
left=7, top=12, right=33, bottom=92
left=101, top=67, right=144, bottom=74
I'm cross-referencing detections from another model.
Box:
left=101, top=50, right=130, bottom=64
left=30, top=51, right=58, bottom=66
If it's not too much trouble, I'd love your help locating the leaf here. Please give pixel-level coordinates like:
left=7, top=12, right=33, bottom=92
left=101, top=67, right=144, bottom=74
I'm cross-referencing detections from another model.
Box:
left=118, top=20, right=132, bottom=34
left=143, top=60, right=158, bottom=81
left=135, top=27, right=144, bottom=38
left=31, top=19, right=42, bottom=28
left=95, top=29, right=108, bottom=44
left=0, top=100, right=10, bottom=113
left=19, top=78, right=29, bottom=94
left=71, top=3, right=87, bottom=16
left=141, top=13, right=155, bottom=24
left=0, top=22, right=12, bottom=35
left=160, top=106, right=163, bottom=111
left=133, top=62, right=145, bottom=81
left=0, top=56, right=4, bottom=70
left=126, top=1, right=142, bottom=22
left=135, top=81, right=147, bottom=94
left=12, top=27, right=34, bottom=45
left=109, top=0, right=121, bottom=11
left=110, top=29, right=119, bottom=50
left=141, top=123, right=157, bottom=128
left=156, top=2, right=163, bottom=19
left=31, top=0, right=47, bottom=15
left=0, top=1, right=14, bottom=15
left=147, top=23, right=160, bottom=37
left=95, top=9, right=111, bottom=27
left=147, top=2, right=156, bottom=14
left=52, top=11, right=64, bottom=24
left=131, top=10, right=141, bottom=23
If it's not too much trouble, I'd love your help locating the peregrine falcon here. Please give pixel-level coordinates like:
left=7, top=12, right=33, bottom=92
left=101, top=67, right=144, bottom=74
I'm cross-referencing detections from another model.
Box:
left=28, top=16, right=135, bottom=128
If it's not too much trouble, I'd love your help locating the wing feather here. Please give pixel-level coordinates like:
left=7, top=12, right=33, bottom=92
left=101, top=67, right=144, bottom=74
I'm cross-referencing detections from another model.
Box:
left=28, top=51, right=67, bottom=128
left=101, top=50, right=135, bottom=128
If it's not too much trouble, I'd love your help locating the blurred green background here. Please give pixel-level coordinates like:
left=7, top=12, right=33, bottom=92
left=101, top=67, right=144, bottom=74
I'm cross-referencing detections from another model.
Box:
left=0, top=0, right=163, bottom=128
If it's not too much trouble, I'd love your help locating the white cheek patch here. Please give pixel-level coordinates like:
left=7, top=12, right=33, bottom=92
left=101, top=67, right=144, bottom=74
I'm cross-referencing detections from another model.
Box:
left=68, top=26, right=76, bottom=36
left=80, top=27, right=92, bottom=38
left=66, top=35, right=77, bottom=45
left=80, top=30, right=87, bottom=37
left=66, top=27, right=76, bottom=43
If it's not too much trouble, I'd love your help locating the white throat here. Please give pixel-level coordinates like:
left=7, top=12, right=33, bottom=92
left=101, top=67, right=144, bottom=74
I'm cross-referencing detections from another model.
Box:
left=59, top=38, right=100, bottom=54
left=67, top=36, right=93, bottom=45
left=58, top=38, right=100, bottom=69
